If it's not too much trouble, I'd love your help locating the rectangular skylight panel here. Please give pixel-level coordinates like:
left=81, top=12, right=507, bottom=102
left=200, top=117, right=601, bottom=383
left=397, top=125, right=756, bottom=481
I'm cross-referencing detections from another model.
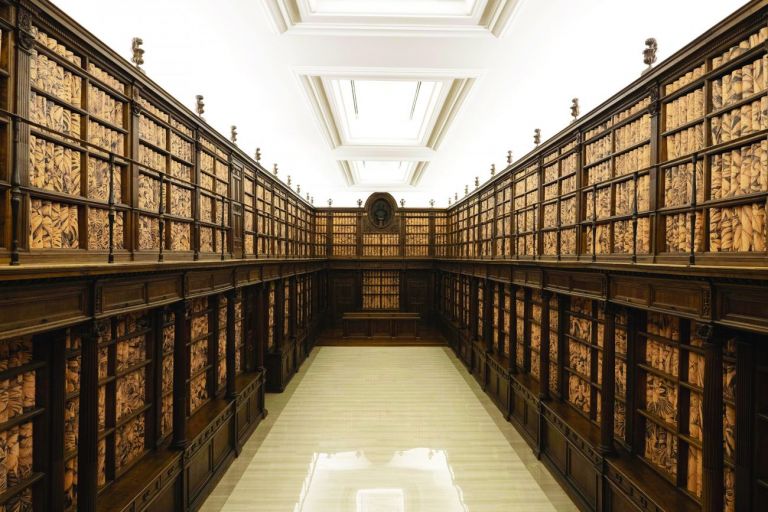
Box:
left=308, top=0, right=476, bottom=17
left=331, top=79, right=442, bottom=144
left=352, top=161, right=414, bottom=184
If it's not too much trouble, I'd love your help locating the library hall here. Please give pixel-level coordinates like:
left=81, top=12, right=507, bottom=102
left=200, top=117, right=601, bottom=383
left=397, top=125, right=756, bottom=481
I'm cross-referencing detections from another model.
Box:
left=0, top=0, right=766, bottom=511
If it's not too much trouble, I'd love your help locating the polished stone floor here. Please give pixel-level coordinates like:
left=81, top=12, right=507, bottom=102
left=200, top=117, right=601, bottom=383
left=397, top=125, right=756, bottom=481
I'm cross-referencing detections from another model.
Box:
left=201, top=347, right=578, bottom=512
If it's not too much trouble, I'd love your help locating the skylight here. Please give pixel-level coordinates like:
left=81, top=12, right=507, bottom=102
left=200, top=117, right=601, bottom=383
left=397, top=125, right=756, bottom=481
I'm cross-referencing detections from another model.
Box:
left=351, top=161, right=415, bottom=185
left=307, top=0, right=478, bottom=17
left=328, top=79, right=443, bottom=145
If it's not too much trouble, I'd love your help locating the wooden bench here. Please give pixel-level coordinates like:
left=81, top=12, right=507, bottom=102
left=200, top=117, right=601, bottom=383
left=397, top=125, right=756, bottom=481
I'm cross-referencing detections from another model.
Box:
left=342, top=311, right=420, bottom=339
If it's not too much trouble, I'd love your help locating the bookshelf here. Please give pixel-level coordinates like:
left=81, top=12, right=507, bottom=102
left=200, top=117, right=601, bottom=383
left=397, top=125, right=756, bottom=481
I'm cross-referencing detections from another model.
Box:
left=362, top=270, right=400, bottom=310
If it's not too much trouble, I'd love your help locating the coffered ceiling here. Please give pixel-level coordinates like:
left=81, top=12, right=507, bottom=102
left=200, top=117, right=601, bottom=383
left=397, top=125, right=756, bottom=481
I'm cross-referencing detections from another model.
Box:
left=264, top=0, right=522, bottom=37
left=54, top=0, right=747, bottom=206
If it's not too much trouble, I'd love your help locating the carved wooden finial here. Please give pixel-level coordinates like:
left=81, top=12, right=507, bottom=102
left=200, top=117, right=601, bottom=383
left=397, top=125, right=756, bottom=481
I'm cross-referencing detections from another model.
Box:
left=273, top=164, right=278, bottom=176
left=464, top=185, right=469, bottom=196
left=474, top=176, right=479, bottom=188
left=297, top=184, right=301, bottom=194
left=131, top=37, right=145, bottom=71
left=448, top=198, right=452, bottom=206
left=534, top=128, right=541, bottom=146
left=357, top=198, right=363, bottom=207
left=306, top=193, right=310, bottom=201
left=454, top=192, right=458, bottom=201
left=507, top=150, right=513, bottom=164
left=400, top=198, right=405, bottom=208
left=195, top=95, right=205, bottom=117
left=571, top=98, right=580, bottom=122
left=328, top=198, right=333, bottom=206
left=429, top=199, right=435, bottom=208
left=287, top=175, right=292, bottom=186
left=643, top=38, right=658, bottom=70
left=311, top=196, right=314, bottom=205
left=255, top=148, right=261, bottom=162
left=230, top=125, right=237, bottom=144
left=490, top=164, right=496, bottom=177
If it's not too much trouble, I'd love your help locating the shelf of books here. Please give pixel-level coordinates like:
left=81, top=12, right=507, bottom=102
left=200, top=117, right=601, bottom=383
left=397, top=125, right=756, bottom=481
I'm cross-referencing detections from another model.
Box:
left=529, top=290, right=542, bottom=381
left=314, top=211, right=328, bottom=257
left=273, top=187, right=287, bottom=258
left=636, top=312, right=705, bottom=504
left=404, top=213, right=429, bottom=257
left=188, top=298, right=213, bottom=417
left=331, top=213, right=357, bottom=257
left=476, top=280, right=484, bottom=340
left=267, top=282, right=276, bottom=352
left=494, top=175, right=513, bottom=258
left=160, top=311, right=175, bottom=441
left=565, top=297, right=602, bottom=426
left=548, top=294, right=560, bottom=395
left=479, top=189, right=495, bottom=258
left=243, top=166, right=256, bottom=256
left=362, top=233, right=399, bottom=257
left=27, top=25, right=130, bottom=259
left=434, top=211, right=448, bottom=257
left=514, top=288, right=526, bottom=370
left=96, top=312, right=152, bottom=489
left=513, top=163, right=540, bottom=257
left=502, top=284, right=512, bottom=361
left=660, top=26, right=768, bottom=260
left=362, top=270, right=400, bottom=310
left=0, top=335, right=45, bottom=512
left=255, top=177, right=274, bottom=257
left=216, top=296, right=228, bottom=392
left=541, top=138, right=579, bottom=258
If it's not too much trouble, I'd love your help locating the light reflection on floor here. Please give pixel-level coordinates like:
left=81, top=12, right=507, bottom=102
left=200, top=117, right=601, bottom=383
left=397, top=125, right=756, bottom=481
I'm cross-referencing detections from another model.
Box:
left=293, top=448, right=467, bottom=511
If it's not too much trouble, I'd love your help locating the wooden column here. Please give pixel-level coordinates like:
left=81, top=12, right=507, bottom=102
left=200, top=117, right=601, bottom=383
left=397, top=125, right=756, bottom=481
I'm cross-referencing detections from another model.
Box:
left=483, top=279, right=493, bottom=352
left=496, top=282, right=504, bottom=356
left=289, top=276, right=297, bottom=341
left=734, top=335, right=754, bottom=512
left=226, top=289, right=237, bottom=399
left=172, top=301, right=190, bottom=450
left=255, top=284, right=266, bottom=369
left=540, top=290, right=551, bottom=401
left=38, top=329, right=65, bottom=512
left=700, top=323, right=724, bottom=512
left=77, top=320, right=107, bottom=512
left=599, top=301, right=616, bottom=455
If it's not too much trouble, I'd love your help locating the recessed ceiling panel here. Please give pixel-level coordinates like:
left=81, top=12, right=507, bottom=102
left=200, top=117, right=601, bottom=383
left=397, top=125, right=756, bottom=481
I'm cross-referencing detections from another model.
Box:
left=308, top=0, right=477, bottom=17
left=328, top=79, right=443, bottom=145
left=265, top=0, right=524, bottom=37
left=351, top=161, right=414, bottom=185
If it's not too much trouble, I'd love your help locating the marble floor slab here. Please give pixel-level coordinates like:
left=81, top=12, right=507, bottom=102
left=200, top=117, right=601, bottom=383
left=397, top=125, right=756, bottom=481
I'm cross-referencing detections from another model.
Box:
left=201, top=347, right=578, bottom=512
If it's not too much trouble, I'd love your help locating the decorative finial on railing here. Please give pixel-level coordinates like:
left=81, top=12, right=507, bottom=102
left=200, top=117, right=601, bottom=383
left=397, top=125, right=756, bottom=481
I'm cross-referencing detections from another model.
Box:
left=571, top=98, right=580, bottom=122
left=474, top=176, right=479, bottom=188
left=357, top=198, right=363, bottom=207
left=297, top=184, right=301, bottom=194
left=131, top=37, right=145, bottom=71
left=306, top=193, right=310, bottom=201
left=311, top=196, right=314, bottom=205
left=643, top=38, right=658, bottom=72
left=400, top=198, right=405, bottom=208
left=448, top=198, right=452, bottom=206
left=490, top=164, right=496, bottom=177
left=287, top=175, right=292, bottom=186
left=328, top=198, right=333, bottom=206
left=230, top=125, right=237, bottom=144
left=454, top=192, right=458, bottom=201
left=273, top=164, right=278, bottom=176
left=507, top=150, right=513, bottom=164
left=255, top=148, right=261, bottom=162
left=464, top=185, right=469, bottom=196
left=534, top=128, right=541, bottom=146
left=195, top=95, right=205, bottom=117
left=429, top=199, right=435, bottom=208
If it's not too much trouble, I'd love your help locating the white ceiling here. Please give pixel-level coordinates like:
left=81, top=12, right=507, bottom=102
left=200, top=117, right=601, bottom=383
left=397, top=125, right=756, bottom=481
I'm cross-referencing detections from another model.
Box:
left=53, top=0, right=747, bottom=206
